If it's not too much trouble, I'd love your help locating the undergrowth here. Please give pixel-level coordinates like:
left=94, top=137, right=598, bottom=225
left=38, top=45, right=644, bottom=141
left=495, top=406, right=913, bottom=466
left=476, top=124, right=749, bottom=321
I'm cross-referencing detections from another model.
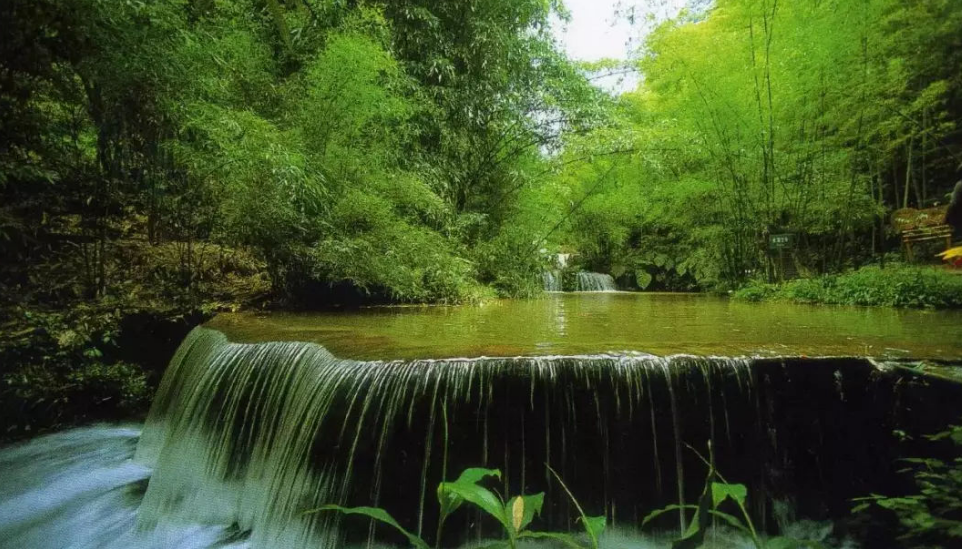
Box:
left=853, top=424, right=962, bottom=548
left=734, top=265, right=962, bottom=309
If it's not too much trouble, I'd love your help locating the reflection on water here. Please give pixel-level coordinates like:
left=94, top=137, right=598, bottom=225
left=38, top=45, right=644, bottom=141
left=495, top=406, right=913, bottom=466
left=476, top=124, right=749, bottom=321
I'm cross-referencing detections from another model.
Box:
left=551, top=292, right=567, bottom=338
left=208, top=293, right=962, bottom=360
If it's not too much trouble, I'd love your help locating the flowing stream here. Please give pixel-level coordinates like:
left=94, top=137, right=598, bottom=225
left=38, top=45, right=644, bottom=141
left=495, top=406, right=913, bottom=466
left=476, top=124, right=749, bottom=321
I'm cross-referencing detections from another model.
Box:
left=3, top=294, right=962, bottom=548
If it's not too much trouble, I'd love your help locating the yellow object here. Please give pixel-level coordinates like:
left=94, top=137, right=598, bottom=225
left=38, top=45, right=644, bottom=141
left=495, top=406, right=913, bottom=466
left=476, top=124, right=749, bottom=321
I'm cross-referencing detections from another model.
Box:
left=511, top=497, right=524, bottom=531
left=937, top=246, right=962, bottom=261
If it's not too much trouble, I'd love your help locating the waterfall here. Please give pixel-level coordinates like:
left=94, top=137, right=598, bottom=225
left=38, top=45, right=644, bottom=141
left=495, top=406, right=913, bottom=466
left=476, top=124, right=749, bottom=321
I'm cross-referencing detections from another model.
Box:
left=130, top=328, right=760, bottom=548
left=4, top=328, right=962, bottom=549
left=542, top=271, right=561, bottom=292
left=575, top=272, right=617, bottom=292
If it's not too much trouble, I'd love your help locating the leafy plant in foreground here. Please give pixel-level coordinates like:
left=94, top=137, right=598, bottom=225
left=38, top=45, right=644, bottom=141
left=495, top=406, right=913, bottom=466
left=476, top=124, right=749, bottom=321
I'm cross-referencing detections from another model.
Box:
left=852, top=424, right=962, bottom=548
left=305, top=466, right=604, bottom=548
left=643, top=444, right=823, bottom=549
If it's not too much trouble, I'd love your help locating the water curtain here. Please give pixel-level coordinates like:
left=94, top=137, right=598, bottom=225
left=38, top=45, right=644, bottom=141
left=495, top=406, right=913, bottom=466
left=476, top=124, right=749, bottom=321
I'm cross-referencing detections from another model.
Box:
left=135, top=328, right=759, bottom=547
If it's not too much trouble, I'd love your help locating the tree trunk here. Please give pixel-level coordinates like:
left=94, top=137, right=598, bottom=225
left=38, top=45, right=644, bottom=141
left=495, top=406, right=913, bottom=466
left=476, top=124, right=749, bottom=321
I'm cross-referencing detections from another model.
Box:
left=903, top=139, right=913, bottom=209
left=922, top=109, right=928, bottom=206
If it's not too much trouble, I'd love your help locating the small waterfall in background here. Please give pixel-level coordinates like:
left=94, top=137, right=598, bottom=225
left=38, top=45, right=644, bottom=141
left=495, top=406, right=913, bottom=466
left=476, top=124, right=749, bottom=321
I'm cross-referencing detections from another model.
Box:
left=541, top=253, right=569, bottom=291
left=575, top=272, right=617, bottom=292
left=2, top=327, right=961, bottom=549
left=542, top=271, right=561, bottom=291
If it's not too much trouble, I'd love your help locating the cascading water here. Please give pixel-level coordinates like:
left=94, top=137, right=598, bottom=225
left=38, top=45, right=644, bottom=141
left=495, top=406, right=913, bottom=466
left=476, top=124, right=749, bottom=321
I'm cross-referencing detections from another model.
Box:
left=132, top=328, right=766, bottom=548
left=2, top=328, right=762, bottom=548
left=575, top=272, right=617, bottom=292
left=0, top=426, right=235, bottom=549
left=3, top=327, right=961, bottom=549
left=542, top=271, right=561, bottom=292
left=541, top=253, right=569, bottom=291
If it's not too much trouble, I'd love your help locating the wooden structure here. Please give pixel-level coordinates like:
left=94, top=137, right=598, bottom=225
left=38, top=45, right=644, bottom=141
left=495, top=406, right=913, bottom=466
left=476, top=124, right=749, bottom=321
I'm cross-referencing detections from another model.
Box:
left=892, top=206, right=954, bottom=261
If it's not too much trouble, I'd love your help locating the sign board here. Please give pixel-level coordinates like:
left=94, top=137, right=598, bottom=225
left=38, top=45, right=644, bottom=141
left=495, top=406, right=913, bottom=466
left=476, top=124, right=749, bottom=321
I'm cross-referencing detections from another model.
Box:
left=769, top=233, right=793, bottom=250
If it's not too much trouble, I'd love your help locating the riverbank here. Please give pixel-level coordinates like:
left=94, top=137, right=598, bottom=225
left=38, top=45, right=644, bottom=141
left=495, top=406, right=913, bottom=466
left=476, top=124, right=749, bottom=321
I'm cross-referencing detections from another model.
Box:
left=0, top=301, right=206, bottom=440
left=5, top=261, right=961, bottom=441
left=734, top=264, right=962, bottom=309
left=0, top=240, right=273, bottom=441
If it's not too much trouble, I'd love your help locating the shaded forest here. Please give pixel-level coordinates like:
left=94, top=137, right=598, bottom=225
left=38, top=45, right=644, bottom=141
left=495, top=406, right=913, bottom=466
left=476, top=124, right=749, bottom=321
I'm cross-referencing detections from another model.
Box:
left=1, top=0, right=604, bottom=309
left=3, top=0, right=962, bottom=306
left=2, top=0, right=962, bottom=435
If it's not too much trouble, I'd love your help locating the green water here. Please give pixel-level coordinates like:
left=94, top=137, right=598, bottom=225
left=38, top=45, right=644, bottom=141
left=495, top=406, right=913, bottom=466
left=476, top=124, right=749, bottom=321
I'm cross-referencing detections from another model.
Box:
left=207, top=292, right=962, bottom=360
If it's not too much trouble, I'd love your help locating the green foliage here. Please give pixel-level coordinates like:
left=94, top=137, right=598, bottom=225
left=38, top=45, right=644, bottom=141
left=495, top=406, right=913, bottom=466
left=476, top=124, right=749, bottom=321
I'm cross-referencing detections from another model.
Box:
left=0, top=0, right=610, bottom=441
left=643, top=444, right=825, bottom=549
left=473, top=226, right=546, bottom=298
left=546, top=464, right=605, bottom=549
left=549, top=0, right=962, bottom=289
left=853, top=425, right=962, bottom=548
left=1, top=0, right=599, bottom=310
left=308, top=505, right=430, bottom=549
left=308, top=466, right=602, bottom=549
left=712, top=483, right=748, bottom=509
left=732, top=283, right=777, bottom=304
left=438, top=468, right=508, bottom=531
left=433, top=467, right=592, bottom=549
left=0, top=305, right=150, bottom=439
left=4, top=0, right=961, bottom=307
left=734, top=265, right=962, bottom=309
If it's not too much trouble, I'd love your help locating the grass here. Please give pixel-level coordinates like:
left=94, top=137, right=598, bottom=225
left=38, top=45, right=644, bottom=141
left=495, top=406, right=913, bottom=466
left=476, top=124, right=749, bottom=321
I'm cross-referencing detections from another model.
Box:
left=734, top=265, right=962, bottom=309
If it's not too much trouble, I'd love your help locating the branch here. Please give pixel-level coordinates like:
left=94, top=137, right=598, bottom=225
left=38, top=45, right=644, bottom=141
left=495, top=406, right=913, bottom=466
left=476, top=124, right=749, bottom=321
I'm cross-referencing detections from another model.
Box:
left=531, top=163, right=619, bottom=253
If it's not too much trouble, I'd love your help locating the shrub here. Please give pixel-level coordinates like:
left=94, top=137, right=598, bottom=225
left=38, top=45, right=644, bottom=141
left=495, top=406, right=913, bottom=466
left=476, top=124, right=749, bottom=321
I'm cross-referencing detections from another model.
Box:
left=0, top=306, right=151, bottom=439
left=854, top=425, right=962, bottom=548
left=733, top=282, right=777, bottom=303
left=473, top=226, right=546, bottom=299
left=733, top=265, right=962, bottom=309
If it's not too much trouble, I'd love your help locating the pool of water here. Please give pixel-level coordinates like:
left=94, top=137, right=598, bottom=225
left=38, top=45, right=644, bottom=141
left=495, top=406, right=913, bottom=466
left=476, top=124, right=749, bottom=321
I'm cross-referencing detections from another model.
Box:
left=207, top=292, right=962, bottom=360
